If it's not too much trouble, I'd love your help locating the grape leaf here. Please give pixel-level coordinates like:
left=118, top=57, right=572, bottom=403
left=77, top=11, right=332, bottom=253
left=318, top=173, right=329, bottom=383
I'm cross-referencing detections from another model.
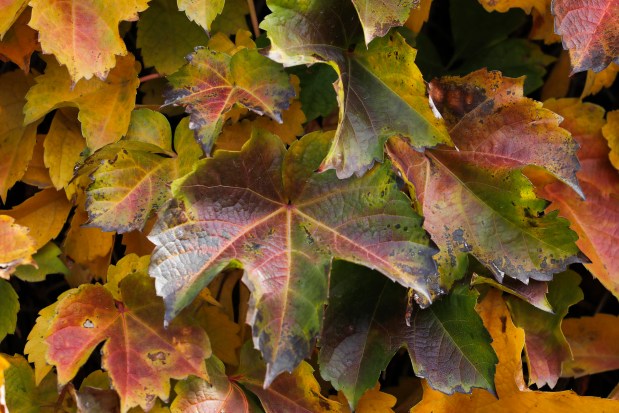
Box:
left=22, top=135, right=53, bottom=189
left=0, top=8, right=38, bottom=71
left=337, top=384, right=397, bottom=413
left=149, top=130, right=438, bottom=385
left=0, top=70, right=37, bottom=202
left=350, top=0, right=418, bottom=44
left=319, top=261, right=497, bottom=409
left=478, top=0, right=546, bottom=13
left=261, top=0, right=451, bottom=178
left=177, top=0, right=225, bottom=32
left=0, top=0, right=27, bottom=38
left=561, top=314, right=619, bottom=377
left=23, top=54, right=140, bottom=151
left=0, top=279, right=18, bottom=341
left=165, top=46, right=294, bottom=154
left=0, top=215, right=35, bottom=278
left=411, top=289, right=619, bottom=412
left=28, top=0, right=149, bottom=81
left=211, top=0, right=249, bottom=35
left=552, top=0, right=619, bottom=73
left=138, top=0, right=210, bottom=75
left=44, top=109, right=87, bottom=191
left=286, top=64, right=338, bottom=122
left=45, top=262, right=211, bottom=412
left=387, top=69, right=584, bottom=285
left=506, top=270, right=583, bottom=388
left=1, top=354, right=60, bottom=413
left=537, top=98, right=619, bottom=297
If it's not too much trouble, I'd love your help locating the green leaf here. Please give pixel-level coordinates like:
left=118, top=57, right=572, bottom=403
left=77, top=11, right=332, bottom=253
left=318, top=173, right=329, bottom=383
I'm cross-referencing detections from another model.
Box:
left=0, top=279, right=19, bottom=341
left=137, top=0, right=210, bottom=75
left=507, top=270, right=583, bottom=388
left=351, top=0, right=418, bottom=44
left=14, top=242, right=69, bottom=282
left=287, top=64, right=338, bottom=122
left=210, top=0, right=249, bottom=35
left=319, top=261, right=497, bottom=409
left=2, top=354, right=59, bottom=413
left=262, top=0, right=451, bottom=178
left=149, top=130, right=438, bottom=385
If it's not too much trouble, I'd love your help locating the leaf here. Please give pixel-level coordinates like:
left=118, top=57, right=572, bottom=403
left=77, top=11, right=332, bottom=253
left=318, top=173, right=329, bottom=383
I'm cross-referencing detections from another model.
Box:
left=603, top=109, right=619, bottom=171
left=24, top=54, right=140, bottom=151
left=138, top=0, right=210, bottom=75
left=319, top=261, right=497, bottom=409
left=387, top=69, right=584, bottom=285
left=340, top=385, right=397, bottom=413
left=45, top=265, right=211, bottom=412
left=165, top=46, right=294, bottom=154
left=410, top=289, right=619, bottom=412
left=4, top=188, right=72, bottom=249
left=537, top=98, right=619, bottom=297
left=1, top=354, right=60, bottom=413
left=582, top=62, right=619, bottom=97
left=63, top=207, right=114, bottom=275
left=0, top=279, right=18, bottom=341
left=178, top=0, right=225, bottom=32
left=405, top=0, right=433, bottom=33
left=506, top=270, right=583, bottom=388
left=0, top=215, right=36, bottom=278
left=22, top=134, right=53, bottom=189
left=470, top=273, right=552, bottom=312
left=477, top=0, right=546, bottom=13
left=350, top=0, right=417, bottom=44
left=149, top=130, right=438, bottom=385
left=561, top=314, right=619, bottom=377
left=238, top=343, right=343, bottom=413
left=121, top=218, right=157, bottom=257
left=0, top=0, right=27, bottom=38
left=210, top=0, right=249, bottom=35
left=171, top=357, right=255, bottom=413
left=0, top=70, right=37, bottom=202
left=552, top=0, right=619, bottom=73
left=287, top=64, right=338, bottom=122
left=262, top=1, right=451, bottom=178
left=44, top=109, right=87, bottom=191
left=28, top=0, right=149, bottom=81
left=186, top=303, right=241, bottom=365
left=14, top=242, right=69, bottom=282
left=0, top=8, right=38, bottom=71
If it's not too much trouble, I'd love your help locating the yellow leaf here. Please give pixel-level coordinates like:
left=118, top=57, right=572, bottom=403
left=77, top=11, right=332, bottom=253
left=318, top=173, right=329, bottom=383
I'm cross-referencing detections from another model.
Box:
left=106, top=254, right=151, bottom=301
left=21, top=135, right=53, bottom=189
left=207, top=29, right=256, bottom=55
left=541, top=50, right=571, bottom=100
left=582, top=63, right=619, bottom=98
left=0, top=8, right=39, bottom=71
left=44, top=109, right=87, bottom=191
left=121, top=217, right=156, bottom=257
left=178, top=0, right=225, bottom=32
left=0, top=215, right=35, bottom=279
left=0, top=0, right=28, bottom=38
left=603, top=110, right=619, bottom=171
left=478, top=0, right=545, bottom=14
left=404, top=0, right=432, bottom=33
left=23, top=54, right=140, bottom=150
left=338, top=384, right=397, bottom=413
left=4, top=188, right=72, bottom=250
left=0, top=354, right=8, bottom=386
left=411, top=289, right=619, bottom=412
left=529, top=2, right=561, bottom=44
left=194, top=306, right=241, bottom=365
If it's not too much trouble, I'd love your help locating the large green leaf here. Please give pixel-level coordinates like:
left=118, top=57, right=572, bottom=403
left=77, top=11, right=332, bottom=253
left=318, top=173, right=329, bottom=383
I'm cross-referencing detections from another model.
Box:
left=149, top=130, right=438, bottom=385
left=319, top=261, right=497, bottom=409
left=261, top=0, right=451, bottom=178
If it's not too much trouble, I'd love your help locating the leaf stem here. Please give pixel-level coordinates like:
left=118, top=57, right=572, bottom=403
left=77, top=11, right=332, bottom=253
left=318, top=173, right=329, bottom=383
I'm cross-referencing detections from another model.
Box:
left=247, top=0, right=260, bottom=38
left=139, top=73, right=164, bottom=84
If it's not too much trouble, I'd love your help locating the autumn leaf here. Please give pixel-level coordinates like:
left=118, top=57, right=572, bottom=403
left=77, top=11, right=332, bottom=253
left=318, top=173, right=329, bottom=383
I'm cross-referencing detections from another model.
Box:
left=0, top=0, right=27, bottom=38
left=0, top=8, right=38, bottom=71
left=0, top=215, right=36, bottom=278
left=582, top=62, right=619, bottom=97
left=552, top=0, right=619, bottom=73
left=44, top=257, right=211, bottom=412
left=351, top=0, right=418, bottom=44
left=478, top=0, right=546, bottom=13
left=471, top=273, right=552, bottom=312
left=165, top=46, right=294, bottom=154
left=149, top=130, right=438, bottom=385
left=262, top=0, right=451, bottom=178
left=410, top=289, right=619, bottom=412
left=28, top=0, right=149, bottom=81
left=561, top=314, right=619, bottom=377
left=14, top=241, right=69, bottom=282
left=387, top=69, right=584, bottom=286
left=603, top=109, right=619, bottom=170
left=23, top=54, right=140, bottom=151
left=1, top=354, right=60, bottom=413
left=177, top=0, right=225, bottom=32
left=405, top=0, right=433, bottom=33
left=22, top=135, right=53, bottom=189
left=536, top=98, right=619, bottom=297
left=319, top=261, right=497, bottom=409
left=0, top=279, right=18, bottom=342
left=337, top=385, right=397, bottom=413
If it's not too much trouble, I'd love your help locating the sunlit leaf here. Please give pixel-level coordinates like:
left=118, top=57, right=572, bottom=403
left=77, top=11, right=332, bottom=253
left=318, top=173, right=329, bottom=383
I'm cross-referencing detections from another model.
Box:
left=405, top=0, right=433, bottom=33
left=211, top=0, right=249, bottom=35
left=0, top=215, right=36, bottom=279
left=582, top=62, right=619, bottom=97
left=0, top=0, right=27, bottom=38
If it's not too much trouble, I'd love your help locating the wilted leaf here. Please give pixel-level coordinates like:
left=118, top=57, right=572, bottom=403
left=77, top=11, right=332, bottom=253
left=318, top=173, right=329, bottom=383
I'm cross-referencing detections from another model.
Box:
left=149, top=130, right=438, bottom=385
left=14, top=241, right=69, bottom=282
left=45, top=266, right=211, bottom=412
left=138, top=0, right=210, bottom=75
left=411, top=289, right=619, bottom=412
left=177, top=0, right=225, bottom=32
left=24, top=54, right=140, bottom=150
left=29, top=0, right=149, bottom=81
left=262, top=0, right=451, bottom=178
left=0, top=279, right=18, bottom=341
left=165, top=46, right=294, bottom=154
left=0, top=215, right=36, bottom=278
left=0, top=8, right=38, bottom=71
left=552, top=0, right=619, bottom=73
left=0, top=70, right=37, bottom=201
left=603, top=109, right=619, bottom=170
left=0, top=0, right=27, bottom=38
left=351, top=0, right=417, bottom=44
left=537, top=99, right=619, bottom=297
left=1, top=354, right=60, bottom=413
left=319, top=261, right=497, bottom=409
left=561, top=314, right=619, bottom=377
left=507, top=271, right=583, bottom=388
left=387, top=69, right=583, bottom=286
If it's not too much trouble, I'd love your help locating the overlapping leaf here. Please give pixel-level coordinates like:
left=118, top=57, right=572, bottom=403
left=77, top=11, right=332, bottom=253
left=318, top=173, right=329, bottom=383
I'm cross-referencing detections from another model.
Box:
left=28, top=0, right=150, bottom=81
left=0, top=279, right=18, bottom=341
left=262, top=0, right=451, bottom=178
left=552, top=0, right=619, bottom=73
left=149, top=130, right=438, bottom=385
left=14, top=241, right=69, bottom=282
left=0, top=0, right=27, bottom=38
left=0, top=8, right=38, bottom=71
left=351, top=0, right=418, bottom=44
left=537, top=99, right=619, bottom=297
left=604, top=109, right=619, bottom=170
left=1, top=354, right=60, bottom=413
left=319, top=261, right=497, bottom=409
left=387, top=69, right=584, bottom=285
left=177, top=0, right=225, bottom=32
left=0, top=215, right=35, bottom=278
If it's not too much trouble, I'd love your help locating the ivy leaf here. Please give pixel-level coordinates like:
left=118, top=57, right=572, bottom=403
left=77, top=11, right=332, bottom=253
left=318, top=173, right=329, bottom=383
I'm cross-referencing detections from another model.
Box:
left=23, top=54, right=140, bottom=151
left=44, top=258, right=211, bottom=412
left=0, top=8, right=38, bottom=72
left=165, top=47, right=294, bottom=154
left=319, top=261, right=497, bottom=409
left=537, top=99, right=619, bottom=297
left=0, top=279, right=18, bottom=341
left=351, top=0, right=418, bottom=44
left=149, top=130, right=438, bottom=385
left=552, top=0, right=619, bottom=73
left=0, top=0, right=27, bottom=38
left=561, top=314, right=619, bottom=377
left=387, top=69, right=584, bottom=285
left=0, top=215, right=36, bottom=278
left=506, top=270, right=583, bottom=388
left=262, top=0, right=451, bottom=178
left=177, top=0, right=225, bottom=32
left=28, top=0, right=149, bottom=81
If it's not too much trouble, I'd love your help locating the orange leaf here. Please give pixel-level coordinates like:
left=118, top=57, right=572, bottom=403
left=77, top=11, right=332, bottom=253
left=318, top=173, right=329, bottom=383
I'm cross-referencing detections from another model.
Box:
left=0, top=215, right=35, bottom=279
left=0, top=8, right=38, bottom=71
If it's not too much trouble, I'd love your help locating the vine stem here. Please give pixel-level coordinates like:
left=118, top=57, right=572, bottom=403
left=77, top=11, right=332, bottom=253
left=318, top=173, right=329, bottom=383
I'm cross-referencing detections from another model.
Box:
left=139, top=73, right=163, bottom=83
left=247, top=0, right=260, bottom=38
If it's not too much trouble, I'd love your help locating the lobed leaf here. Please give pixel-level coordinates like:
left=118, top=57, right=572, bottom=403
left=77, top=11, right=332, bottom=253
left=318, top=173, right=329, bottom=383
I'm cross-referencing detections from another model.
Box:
left=351, top=0, right=418, bottom=44
left=1, top=354, right=60, bottom=413
left=0, top=215, right=36, bottom=278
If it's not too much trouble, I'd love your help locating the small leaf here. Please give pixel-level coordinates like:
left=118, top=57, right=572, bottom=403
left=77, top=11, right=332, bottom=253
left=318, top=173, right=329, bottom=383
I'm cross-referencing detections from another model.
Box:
left=2, top=354, right=59, bottom=413
left=405, top=0, right=433, bottom=33
left=44, top=109, right=87, bottom=191
left=0, top=0, right=27, bottom=38
left=287, top=64, right=338, bottom=122
left=14, top=241, right=69, bottom=282
left=351, top=0, right=418, bottom=44
left=582, top=62, right=619, bottom=97
left=0, top=279, right=19, bottom=341
left=0, top=8, right=38, bottom=71
left=177, top=0, right=225, bottom=32
left=471, top=273, right=552, bottom=312
left=0, top=215, right=36, bottom=278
